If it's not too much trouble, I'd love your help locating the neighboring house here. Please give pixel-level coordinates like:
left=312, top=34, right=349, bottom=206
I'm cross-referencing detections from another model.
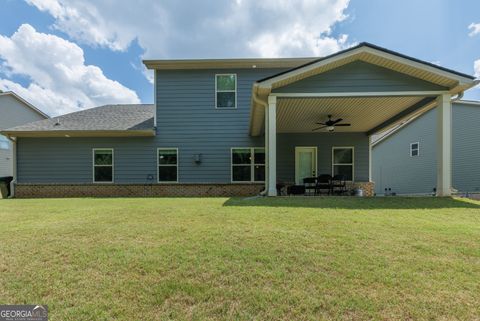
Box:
left=0, top=91, right=48, bottom=178
left=1, top=43, right=478, bottom=198
left=372, top=100, right=480, bottom=195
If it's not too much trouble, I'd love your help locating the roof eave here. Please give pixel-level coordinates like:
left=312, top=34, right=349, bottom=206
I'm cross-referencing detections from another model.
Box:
left=1, top=129, right=156, bottom=138
left=143, top=57, right=316, bottom=70
left=255, top=43, right=475, bottom=86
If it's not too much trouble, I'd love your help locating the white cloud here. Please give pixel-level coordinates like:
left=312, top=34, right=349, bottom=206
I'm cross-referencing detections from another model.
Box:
left=0, top=24, right=140, bottom=116
left=25, top=0, right=352, bottom=59
left=469, top=23, right=480, bottom=37
left=474, top=59, right=480, bottom=78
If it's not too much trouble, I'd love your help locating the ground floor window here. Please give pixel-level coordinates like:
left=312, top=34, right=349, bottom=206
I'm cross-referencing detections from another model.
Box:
left=332, top=147, right=354, bottom=181
left=158, top=148, right=178, bottom=182
left=231, top=147, right=265, bottom=182
left=93, top=149, right=114, bottom=182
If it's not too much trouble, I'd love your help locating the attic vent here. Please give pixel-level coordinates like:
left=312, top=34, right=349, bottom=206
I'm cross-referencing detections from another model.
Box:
left=54, top=118, right=61, bottom=126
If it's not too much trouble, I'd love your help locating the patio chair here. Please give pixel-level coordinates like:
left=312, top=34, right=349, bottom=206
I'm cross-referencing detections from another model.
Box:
left=303, top=177, right=317, bottom=196
left=331, top=174, right=347, bottom=195
left=316, top=174, right=332, bottom=195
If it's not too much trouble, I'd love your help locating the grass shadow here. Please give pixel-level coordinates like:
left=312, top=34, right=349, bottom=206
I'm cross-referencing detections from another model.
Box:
left=223, top=196, right=480, bottom=210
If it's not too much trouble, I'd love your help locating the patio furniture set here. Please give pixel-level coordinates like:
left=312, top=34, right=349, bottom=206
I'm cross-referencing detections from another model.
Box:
left=280, top=174, right=348, bottom=196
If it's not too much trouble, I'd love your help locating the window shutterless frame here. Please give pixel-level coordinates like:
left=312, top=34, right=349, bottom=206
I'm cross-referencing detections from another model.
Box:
left=215, top=74, right=237, bottom=109
left=157, top=148, right=179, bottom=183
left=331, top=146, right=355, bottom=181
left=230, top=147, right=265, bottom=183
left=410, top=142, right=420, bottom=157
left=92, top=148, right=114, bottom=183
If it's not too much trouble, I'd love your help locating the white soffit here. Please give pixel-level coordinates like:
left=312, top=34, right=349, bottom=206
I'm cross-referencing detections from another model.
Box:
left=275, top=96, right=426, bottom=133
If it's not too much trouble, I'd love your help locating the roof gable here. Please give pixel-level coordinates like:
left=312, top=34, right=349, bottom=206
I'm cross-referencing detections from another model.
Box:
left=255, top=43, right=476, bottom=95
left=272, top=61, right=448, bottom=94
left=0, top=91, right=49, bottom=119
left=250, top=43, right=478, bottom=136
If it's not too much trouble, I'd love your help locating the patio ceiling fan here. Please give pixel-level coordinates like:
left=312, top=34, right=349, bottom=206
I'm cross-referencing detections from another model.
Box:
left=312, top=115, right=351, bottom=132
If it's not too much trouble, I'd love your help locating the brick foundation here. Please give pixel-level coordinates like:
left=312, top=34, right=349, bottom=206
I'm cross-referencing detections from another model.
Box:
left=14, top=183, right=265, bottom=198
left=14, top=181, right=374, bottom=198
left=346, top=181, right=375, bottom=197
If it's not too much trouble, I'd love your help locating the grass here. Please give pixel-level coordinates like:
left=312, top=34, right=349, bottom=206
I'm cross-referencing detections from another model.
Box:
left=0, top=197, right=479, bottom=320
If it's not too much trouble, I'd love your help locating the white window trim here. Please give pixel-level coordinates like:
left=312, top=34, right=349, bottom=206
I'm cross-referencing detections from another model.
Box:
left=215, top=73, right=237, bottom=109
left=231, top=147, right=265, bottom=183
left=332, top=146, right=355, bottom=181
left=157, top=148, right=179, bottom=183
left=92, top=148, right=114, bottom=183
left=410, top=142, right=420, bottom=157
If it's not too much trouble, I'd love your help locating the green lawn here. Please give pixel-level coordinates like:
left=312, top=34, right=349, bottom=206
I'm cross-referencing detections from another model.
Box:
left=0, top=197, right=479, bottom=320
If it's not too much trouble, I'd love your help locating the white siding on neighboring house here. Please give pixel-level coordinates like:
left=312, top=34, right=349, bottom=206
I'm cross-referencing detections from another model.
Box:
left=0, top=135, right=12, bottom=177
left=0, top=93, right=47, bottom=177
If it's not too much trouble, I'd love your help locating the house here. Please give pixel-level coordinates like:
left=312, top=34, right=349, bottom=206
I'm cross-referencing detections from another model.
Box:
left=1, top=43, right=478, bottom=198
left=372, top=100, right=480, bottom=195
left=0, top=91, right=48, bottom=178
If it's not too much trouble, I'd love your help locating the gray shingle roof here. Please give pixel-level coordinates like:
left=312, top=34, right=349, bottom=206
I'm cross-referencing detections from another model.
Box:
left=3, top=104, right=154, bottom=133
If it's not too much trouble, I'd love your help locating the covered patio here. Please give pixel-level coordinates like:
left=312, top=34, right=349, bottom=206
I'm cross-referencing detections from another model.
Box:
left=249, top=43, right=477, bottom=196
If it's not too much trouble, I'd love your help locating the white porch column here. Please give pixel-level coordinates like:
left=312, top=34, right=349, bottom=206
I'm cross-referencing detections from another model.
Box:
left=266, top=95, right=277, bottom=196
left=436, top=93, right=452, bottom=196
left=368, top=135, right=373, bottom=182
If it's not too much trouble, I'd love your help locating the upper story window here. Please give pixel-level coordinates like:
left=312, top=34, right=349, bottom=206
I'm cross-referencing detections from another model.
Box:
left=410, top=142, right=420, bottom=157
left=332, top=147, right=354, bottom=181
left=0, top=135, right=10, bottom=150
left=216, top=74, right=236, bottom=108
left=93, top=149, right=114, bottom=183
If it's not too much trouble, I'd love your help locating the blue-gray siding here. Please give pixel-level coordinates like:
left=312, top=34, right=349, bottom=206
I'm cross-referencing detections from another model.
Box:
left=15, top=63, right=419, bottom=185
left=17, top=68, right=286, bottom=184
left=273, top=61, right=447, bottom=93
left=17, top=137, right=157, bottom=183
left=372, top=103, right=480, bottom=194
left=277, top=133, right=369, bottom=182
left=153, top=68, right=284, bottom=182
left=17, top=133, right=369, bottom=184
left=452, top=104, right=480, bottom=192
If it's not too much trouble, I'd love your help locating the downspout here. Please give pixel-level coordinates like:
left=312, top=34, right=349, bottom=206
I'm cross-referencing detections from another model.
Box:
left=7, top=136, right=16, bottom=198
left=252, top=84, right=268, bottom=196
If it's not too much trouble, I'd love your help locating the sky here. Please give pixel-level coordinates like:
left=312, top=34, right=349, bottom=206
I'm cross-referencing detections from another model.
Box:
left=0, top=0, right=479, bottom=116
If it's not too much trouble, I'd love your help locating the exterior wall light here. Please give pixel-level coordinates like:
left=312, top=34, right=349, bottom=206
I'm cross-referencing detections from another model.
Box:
left=194, top=154, right=202, bottom=164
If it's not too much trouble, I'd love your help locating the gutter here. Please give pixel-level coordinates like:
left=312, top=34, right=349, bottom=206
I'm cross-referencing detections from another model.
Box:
left=0, top=129, right=156, bottom=138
